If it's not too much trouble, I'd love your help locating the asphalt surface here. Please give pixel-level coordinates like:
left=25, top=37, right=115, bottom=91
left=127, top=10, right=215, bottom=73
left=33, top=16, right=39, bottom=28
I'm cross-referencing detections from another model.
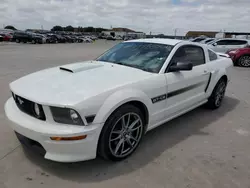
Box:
left=0, top=40, right=250, bottom=188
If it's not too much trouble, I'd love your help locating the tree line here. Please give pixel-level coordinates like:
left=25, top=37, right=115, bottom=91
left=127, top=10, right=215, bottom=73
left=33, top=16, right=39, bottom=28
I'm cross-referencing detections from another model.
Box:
left=4, top=25, right=108, bottom=33
left=51, top=25, right=108, bottom=32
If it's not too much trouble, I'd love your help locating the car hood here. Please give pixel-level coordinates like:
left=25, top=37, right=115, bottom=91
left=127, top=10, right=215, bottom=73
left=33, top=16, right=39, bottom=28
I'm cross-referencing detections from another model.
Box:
left=10, top=61, right=153, bottom=107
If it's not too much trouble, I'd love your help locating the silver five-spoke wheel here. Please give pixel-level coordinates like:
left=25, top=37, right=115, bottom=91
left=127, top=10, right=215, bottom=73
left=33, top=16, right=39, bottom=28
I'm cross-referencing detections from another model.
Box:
left=109, top=112, right=143, bottom=158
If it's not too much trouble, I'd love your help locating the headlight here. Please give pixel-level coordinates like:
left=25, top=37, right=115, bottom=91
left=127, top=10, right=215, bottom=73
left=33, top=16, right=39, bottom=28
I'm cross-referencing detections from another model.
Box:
left=50, top=107, right=84, bottom=125
left=229, top=50, right=236, bottom=54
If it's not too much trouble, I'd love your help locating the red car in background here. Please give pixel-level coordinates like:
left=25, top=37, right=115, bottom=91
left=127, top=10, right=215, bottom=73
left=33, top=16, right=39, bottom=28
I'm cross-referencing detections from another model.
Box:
left=0, top=33, right=13, bottom=41
left=227, top=48, right=250, bottom=67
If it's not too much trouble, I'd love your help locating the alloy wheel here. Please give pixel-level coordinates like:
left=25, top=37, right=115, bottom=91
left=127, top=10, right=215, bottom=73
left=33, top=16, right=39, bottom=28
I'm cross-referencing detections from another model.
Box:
left=215, top=81, right=226, bottom=107
left=109, top=112, right=143, bottom=158
left=239, top=56, right=250, bottom=67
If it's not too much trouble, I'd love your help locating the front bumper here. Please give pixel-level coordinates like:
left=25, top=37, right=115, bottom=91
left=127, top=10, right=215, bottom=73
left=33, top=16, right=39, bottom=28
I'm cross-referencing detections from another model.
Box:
left=4, top=98, right=103, bottom=162
left=227, top=53, right=237, bottom=63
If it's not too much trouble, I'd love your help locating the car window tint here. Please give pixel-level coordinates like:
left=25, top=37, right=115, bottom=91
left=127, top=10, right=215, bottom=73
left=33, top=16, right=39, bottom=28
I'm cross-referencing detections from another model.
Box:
left=217, top=39, right=247, bottom=46
left=216, top=40, right=231, bottom=45
left=208, top=49, right=218, bottom=61
left=205, top=39, right=214, bottom=43
left=231, top=40, right=247, bottom=45
left=171, top=45, right=205, bottom=67
left=192, top=38, right=205, bottom=42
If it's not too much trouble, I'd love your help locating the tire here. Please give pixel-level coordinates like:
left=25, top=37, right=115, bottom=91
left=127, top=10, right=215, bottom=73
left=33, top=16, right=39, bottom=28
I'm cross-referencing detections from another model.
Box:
left=16, top=39, right=20, bottom=43
left=98, top=104, right=145, bottom=161
left=205, top=78, right=227, bottom=109
left=31, top=39, right=36, bottom=44
left=238, top=55, right=250, bottom=67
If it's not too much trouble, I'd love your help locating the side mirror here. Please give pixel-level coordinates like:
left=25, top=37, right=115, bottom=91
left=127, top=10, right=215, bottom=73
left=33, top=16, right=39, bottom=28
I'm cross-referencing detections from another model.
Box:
left=169, top=62, right=193, bottom=72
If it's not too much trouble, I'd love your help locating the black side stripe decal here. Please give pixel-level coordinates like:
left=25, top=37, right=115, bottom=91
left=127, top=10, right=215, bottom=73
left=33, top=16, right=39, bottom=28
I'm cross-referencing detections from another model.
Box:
left=205, top=73, right=212, bottom=92
left=151, top=81, right=207, bottom=104
left=167, top=81, right=206, bottom=99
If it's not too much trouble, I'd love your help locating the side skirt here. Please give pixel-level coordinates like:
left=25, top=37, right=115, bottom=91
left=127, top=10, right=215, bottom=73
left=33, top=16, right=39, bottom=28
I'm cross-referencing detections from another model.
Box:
left=146, top=99, right=208, bottom=132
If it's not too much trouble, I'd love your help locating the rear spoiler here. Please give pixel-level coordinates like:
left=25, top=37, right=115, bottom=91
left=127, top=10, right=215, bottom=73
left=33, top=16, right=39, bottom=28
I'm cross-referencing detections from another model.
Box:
left=217, top=53, right=230, bottom=58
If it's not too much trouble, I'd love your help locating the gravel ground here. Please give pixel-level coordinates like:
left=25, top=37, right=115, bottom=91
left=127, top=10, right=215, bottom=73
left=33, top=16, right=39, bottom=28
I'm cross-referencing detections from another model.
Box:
left=0, top=40, right=250, bottom=188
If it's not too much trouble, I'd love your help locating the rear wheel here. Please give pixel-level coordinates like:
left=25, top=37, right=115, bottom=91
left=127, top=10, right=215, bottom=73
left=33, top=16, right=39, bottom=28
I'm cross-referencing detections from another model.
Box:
left=98, top=105, right=145, bottom=161
left=205, top=78, right=227, bottom=109
left=238, top=55, right=250, bottom=67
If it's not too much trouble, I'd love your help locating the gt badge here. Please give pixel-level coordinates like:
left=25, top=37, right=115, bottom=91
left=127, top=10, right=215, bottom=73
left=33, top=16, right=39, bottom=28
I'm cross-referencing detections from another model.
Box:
left=151, top=94, right=167, bottom=104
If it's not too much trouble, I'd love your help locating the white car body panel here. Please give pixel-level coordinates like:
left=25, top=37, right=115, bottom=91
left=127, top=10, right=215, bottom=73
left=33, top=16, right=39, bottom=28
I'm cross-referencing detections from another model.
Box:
left=5, top=38, right=233, bottom=162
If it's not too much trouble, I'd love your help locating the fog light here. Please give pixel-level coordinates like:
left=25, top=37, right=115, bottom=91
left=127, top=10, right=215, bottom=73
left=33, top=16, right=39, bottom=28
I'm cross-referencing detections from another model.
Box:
left=34, top=103, right=41, bottom=117
left=50, top=135, right=87, bottom=141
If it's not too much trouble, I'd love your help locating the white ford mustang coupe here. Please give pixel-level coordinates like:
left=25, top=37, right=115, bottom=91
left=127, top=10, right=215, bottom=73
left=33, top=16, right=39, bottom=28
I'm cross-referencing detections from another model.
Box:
left=5, top=39, right=232, bottom=162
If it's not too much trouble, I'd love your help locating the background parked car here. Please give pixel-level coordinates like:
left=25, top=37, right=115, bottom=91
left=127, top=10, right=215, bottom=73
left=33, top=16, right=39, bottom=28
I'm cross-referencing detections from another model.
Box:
left=12, top=31, right=43, bottom=44
left=227, top=47, right=250, bottom=67
left=207, top=38, right=249, bottom=53
left=82, top=36, right=93, bottom=43
left=0, top=35, right=3, bottom=42
left=199, top=38, right=215, bottom=44
left=106, top=35, right=116, bottom=41
left=33, top=33, right=47, bottom=44
left=0, top=33, right=13, bottom=42
left=190, top=36, right=207, bottom=42
left=64, top=35, right=75, bottom=43
left=115, top=36, right=123, bottom=40
left=51, top=34, right=66, bottom=43
left=45, top=34, right=57, bottom=43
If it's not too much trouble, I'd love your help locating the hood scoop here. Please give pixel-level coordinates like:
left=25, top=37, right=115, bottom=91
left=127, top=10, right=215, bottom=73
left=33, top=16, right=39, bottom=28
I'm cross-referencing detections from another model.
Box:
left=59, top=62, right=104, bottom=73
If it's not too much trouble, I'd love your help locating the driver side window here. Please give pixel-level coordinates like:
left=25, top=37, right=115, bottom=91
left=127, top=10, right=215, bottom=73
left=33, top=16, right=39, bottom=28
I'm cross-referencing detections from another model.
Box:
left=169, top=45, right=205, bottom=68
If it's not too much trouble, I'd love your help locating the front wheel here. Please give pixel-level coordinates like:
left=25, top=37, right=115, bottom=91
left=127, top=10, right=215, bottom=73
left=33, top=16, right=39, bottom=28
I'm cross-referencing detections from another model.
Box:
left=238, top=55, right=250, bottom=67
left=205, top=79, right=227, bottom=109
left=98, top=105, right=145, bottom=161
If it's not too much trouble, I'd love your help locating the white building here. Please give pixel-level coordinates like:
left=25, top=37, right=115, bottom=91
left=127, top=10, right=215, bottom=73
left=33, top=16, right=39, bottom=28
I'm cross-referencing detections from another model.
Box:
left=102, top=28, right=145, bottom=39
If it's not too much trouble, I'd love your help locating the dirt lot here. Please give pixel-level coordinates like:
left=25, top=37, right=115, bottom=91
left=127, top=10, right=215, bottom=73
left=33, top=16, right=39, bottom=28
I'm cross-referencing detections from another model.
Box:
left=0, top=40, right=250, bottom=188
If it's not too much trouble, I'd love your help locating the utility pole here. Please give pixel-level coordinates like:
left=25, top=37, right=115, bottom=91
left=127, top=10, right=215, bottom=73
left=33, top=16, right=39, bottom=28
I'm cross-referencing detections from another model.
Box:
left=174, top=28, right=178, bottom=38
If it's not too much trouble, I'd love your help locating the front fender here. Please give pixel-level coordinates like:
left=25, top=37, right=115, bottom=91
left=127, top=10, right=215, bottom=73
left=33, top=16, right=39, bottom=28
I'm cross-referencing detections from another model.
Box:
left=94, top=88, right=152, bottom=124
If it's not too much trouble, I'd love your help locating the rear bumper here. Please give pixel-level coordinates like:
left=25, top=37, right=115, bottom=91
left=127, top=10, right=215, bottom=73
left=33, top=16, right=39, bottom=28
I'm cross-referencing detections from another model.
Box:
left=5, top=98, right=103, bottom=162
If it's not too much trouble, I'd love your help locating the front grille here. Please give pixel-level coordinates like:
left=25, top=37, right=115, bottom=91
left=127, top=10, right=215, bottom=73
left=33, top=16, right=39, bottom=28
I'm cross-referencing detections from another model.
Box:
left=12, top=93, right=46, bottom=121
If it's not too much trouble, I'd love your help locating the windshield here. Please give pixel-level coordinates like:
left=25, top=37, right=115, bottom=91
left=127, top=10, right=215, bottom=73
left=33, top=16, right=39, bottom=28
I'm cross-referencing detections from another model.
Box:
left=96, top=42, right=173, bottom=73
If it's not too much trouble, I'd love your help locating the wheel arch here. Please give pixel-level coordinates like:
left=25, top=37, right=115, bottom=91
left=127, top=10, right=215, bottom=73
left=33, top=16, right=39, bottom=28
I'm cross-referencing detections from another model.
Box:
left=206, top=68, right=228, bottom=97
left=94, top=89, right=152, bottom=127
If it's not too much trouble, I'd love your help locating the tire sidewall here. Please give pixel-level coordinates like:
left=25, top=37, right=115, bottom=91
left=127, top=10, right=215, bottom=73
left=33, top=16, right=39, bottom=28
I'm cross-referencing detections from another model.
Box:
left=98, top=105, right=145, bottom=161
left=207, top=79, right=227, bottom=109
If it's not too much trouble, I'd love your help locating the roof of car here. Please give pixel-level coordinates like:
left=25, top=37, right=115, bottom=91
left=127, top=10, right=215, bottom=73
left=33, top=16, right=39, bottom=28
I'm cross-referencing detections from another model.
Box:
left=125, top=38, right=183, bottom=45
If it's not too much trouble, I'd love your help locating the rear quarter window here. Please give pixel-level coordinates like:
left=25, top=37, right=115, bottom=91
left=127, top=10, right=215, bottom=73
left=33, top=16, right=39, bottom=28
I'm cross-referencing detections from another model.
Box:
left=208, top=49, right=218, bottom=61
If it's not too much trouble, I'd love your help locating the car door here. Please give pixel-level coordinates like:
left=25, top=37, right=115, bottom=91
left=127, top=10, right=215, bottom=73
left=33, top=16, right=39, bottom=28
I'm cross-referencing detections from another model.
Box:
left=164, top=45, right=210, bottom=117
left=209, top=39, right=229, bottom=53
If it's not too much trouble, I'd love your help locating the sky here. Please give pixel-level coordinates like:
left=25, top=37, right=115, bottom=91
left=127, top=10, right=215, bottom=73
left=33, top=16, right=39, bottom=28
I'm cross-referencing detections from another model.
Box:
left=0, top=0, right=250, bottom=35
